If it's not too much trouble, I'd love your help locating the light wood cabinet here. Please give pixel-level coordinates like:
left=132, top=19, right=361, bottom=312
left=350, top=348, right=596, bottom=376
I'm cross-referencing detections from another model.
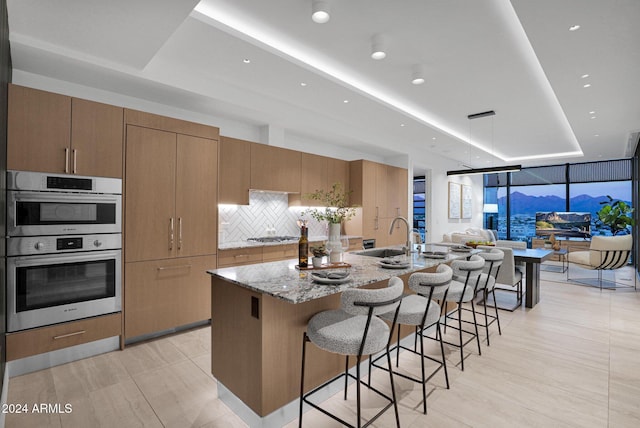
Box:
left=124, top=119, right=218, bottom=340
left=124, top=255, right=216, bottom=339
left=217, top=243, right=298, bottom=268
left=298, top=153, right=327, bottom=205
left=290, top=154, right=351, bottom=206
left=125, top=126, right=217, bottom=262
left=176, top=134, right=218, bottom=257
left=125, top=126, right=176, bottom=262
left=6, top=313, right=121, bottom=361
left=250, top=144, right=301, bottom=193
left=71, top=98, right=124, bottom=177
left=7, top=84, right=123, bottom=177
left=262, top=243, right=297, bottom=262
left=346, top=160, right=409, bottom=247
left=219, top=136, right=251, bottom=205
left=218, top=247, right=263, bottom=268
left=327, top=158, right=350, bottom=194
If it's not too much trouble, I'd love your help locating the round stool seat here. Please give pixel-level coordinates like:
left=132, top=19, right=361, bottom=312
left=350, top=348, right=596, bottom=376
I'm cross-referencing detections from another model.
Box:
left=307, top=309, right=390, bottom=356
left=380, top=294, right=441, bottom=326
left=446, top=280, right=476, bottom=302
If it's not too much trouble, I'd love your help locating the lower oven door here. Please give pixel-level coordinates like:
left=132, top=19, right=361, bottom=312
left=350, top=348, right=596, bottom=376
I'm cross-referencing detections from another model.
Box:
left=7, top=250, right=122, bottom=332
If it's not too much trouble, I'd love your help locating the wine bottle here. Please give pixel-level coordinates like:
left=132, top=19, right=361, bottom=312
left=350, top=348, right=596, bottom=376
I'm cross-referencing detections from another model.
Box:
left=298, top=225, right=309, bottom=267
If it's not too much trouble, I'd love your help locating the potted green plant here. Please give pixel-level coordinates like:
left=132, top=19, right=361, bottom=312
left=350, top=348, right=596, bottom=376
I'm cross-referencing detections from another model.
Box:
left=304, top=182, right=356, bottom=263
left=303, top=182, right=356, bottom=225
left=310, top=244, right=328, bottom=268
left=596, top=195, right=635, bottom=235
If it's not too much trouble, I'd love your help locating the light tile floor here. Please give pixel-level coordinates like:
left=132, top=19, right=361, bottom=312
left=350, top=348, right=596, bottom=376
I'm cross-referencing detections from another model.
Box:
left=5, top=264, right=640, bottom=427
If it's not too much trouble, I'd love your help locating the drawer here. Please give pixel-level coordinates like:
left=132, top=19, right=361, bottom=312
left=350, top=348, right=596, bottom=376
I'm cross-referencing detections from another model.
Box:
left=6, top=312, right=122, bottom=361
left=348, top=237, right=363, bottom=251
left=218, top=247, right=263, bottom=267
left=262, top=243, right=297, bottom=262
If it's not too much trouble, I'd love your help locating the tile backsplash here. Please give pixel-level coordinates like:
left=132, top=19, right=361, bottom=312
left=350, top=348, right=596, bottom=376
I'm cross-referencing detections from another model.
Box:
left=218, top=191, right=329, bottom=243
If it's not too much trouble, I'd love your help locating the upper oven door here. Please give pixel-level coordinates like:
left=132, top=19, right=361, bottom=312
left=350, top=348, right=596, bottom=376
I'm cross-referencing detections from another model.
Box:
left=7, top=190, right=122, bottom=236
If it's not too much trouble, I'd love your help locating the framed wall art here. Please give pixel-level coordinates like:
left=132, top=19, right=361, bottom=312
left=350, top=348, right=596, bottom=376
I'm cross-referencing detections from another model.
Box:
left=448, top=182, right=461, bottom=219
left=461, top=184, right=472, bottom=219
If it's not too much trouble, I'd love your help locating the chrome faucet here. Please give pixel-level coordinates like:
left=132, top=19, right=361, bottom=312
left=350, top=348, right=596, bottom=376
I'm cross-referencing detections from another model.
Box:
left=389, top=216, right=411, bottom=256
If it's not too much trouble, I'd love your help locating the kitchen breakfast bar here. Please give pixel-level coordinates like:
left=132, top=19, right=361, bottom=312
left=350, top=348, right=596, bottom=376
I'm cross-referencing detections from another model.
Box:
left=207, top=247, right=470, bottom=427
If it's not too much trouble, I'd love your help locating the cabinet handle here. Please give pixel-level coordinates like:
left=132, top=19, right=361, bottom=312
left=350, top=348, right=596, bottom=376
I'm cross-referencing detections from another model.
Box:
left=53, top=330, right=86, bottom=340
left=234, top=254, right=249, bottom=259
left=169, top=218, right=174, bottom=250
left=157, top=264, right=192, bottom=271
left=64, top=147, right=70, bottom=173
left=178, top=217, right=183, bottom=250
left=73, top=149, right=77, bottom=174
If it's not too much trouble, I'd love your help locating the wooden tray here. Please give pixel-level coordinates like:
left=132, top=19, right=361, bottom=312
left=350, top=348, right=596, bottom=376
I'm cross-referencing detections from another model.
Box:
left=295, top=262, right=351, bottom=271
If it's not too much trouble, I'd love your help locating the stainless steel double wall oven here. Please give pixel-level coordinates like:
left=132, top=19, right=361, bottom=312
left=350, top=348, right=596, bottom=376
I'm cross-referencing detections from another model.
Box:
left=6, top=171, right=122, bottom=332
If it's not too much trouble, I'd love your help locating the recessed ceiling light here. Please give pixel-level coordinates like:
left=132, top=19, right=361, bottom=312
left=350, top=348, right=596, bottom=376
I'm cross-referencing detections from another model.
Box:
left=591, top=116, right=596, bottom=119
left=400, top=123, right=405, bottom=127
left=581, top=74, right=590, bottom=79
left=594, top=134, right=600, bottom=137
left=583, top=83, right=591, bottom=88
left=311, top=0, right=330, bottom=24
left=300, top=82, right=307, bottom=87
left=343, top=99, right=349, bottom=103
left=243, top=58, right=250, bottom=63
left=569, top=25, right=581, bottom=31
left=371, top=34, right=387, bottom=60
left=411, top=64, right=426, bottom=85
left=432, top=137, right=437, bottom=140
left=589, top=111, right=595, bottom=114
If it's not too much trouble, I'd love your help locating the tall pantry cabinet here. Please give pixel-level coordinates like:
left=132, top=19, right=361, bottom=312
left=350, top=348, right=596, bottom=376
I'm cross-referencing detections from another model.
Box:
left=123, top=112, right=218, bottom=340
left=346, top=160, right=409, bottom=247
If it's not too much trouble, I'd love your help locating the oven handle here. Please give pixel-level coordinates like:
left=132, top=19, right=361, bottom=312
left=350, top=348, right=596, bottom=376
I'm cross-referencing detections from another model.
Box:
left=10, top=191, right=120, bottom=205
left=9, top=250, right=122, bottom=266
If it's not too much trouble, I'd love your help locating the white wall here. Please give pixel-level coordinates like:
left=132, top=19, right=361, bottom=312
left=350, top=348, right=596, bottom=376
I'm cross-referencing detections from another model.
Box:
left=409, top=151, right=484, bottom=243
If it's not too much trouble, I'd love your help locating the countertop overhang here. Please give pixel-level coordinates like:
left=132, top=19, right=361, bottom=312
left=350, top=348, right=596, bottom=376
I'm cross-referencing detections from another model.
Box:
left=208, top=245, right=471, bottom=304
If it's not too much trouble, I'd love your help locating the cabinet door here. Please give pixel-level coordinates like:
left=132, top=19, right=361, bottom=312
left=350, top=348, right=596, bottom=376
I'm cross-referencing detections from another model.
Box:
left=386, top=166, right=408, bottom=218
left=219, top=136, right=251, bottom=205
left=175, top=255, right=217, bottom=327
left=124, top=259, right=181, bottom=339
left=298, top=153, right=328, bottom=206
left=125, top=256, right=215, bottom=339
left=7, top=84, right=71, bottom=173
left=250, top=144, right=301, bottom=193
left=176, top=134, right=218, bottom=257
left=71, top=98, right=124, bottom=178
left=125, top=125, right=176, bottom=262
left=374, top=162, right=389, bottom=217
left=327, top=158, right=350, bottom=197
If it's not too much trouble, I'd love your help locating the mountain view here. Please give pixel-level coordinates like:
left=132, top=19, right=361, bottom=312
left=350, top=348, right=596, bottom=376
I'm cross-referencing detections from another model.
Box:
left=498, top=192, right=630, bottom=215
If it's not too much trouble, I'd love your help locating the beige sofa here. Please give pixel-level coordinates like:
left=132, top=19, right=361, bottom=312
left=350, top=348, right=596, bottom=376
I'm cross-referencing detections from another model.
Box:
left=441, top=227, right=498, bottom=244
left=441, top=227, right=527, bottom=251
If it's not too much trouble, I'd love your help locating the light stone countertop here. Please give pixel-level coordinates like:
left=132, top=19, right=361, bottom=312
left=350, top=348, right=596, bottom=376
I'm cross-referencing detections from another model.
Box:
left=218, top=235, right=362, bottom=250
left=208, top=244, right=472, bottom=304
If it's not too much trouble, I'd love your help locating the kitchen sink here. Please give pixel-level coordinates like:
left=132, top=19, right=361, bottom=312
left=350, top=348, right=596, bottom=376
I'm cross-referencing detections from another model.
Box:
left=353, top=248, right=406, bottom=258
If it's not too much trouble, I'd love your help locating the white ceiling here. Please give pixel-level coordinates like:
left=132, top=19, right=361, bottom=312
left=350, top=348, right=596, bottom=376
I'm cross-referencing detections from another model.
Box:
left=7, top=0, right=640, bottom=168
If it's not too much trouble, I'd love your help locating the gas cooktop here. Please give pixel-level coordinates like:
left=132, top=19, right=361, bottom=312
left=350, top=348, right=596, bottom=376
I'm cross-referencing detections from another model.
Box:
left=247, top=236, right=298, bottom=243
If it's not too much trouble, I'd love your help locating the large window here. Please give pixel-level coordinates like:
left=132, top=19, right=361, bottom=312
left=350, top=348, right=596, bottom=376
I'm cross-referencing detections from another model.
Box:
left=484, top=159, right=633, bottom=244
left=413, top=177, right=426, bottom=242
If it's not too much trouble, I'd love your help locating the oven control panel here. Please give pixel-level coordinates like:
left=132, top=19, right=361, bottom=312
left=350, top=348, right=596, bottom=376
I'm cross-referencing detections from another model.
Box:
left=7, top=233, right=121, bottom=256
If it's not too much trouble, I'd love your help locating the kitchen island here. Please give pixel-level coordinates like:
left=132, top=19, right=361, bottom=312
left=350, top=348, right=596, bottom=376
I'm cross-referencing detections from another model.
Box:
left=208, top=245, right=470, bottom=427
